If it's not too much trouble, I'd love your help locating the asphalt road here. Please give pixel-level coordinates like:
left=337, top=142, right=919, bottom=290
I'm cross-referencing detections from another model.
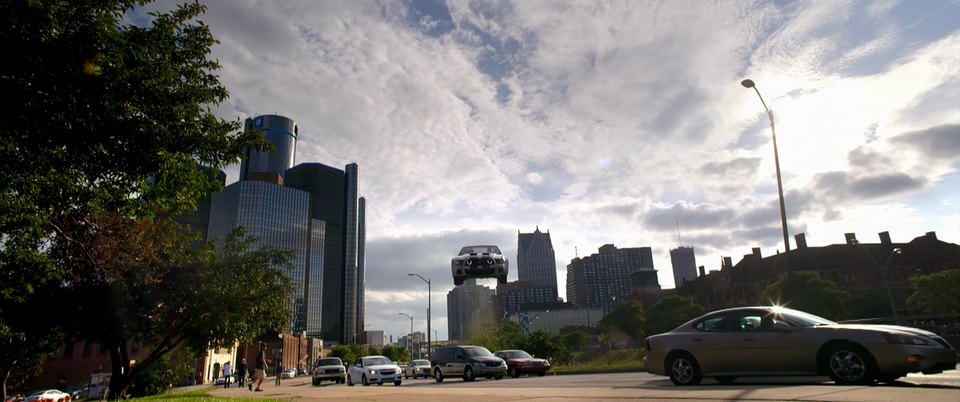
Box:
left=203, top=371, right=960, bottom=401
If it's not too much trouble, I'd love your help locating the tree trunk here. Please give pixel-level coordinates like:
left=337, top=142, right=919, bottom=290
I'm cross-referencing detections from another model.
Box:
left=1, top=365, right=11, bottom=402
left=107, top=341, right=130, bottom=400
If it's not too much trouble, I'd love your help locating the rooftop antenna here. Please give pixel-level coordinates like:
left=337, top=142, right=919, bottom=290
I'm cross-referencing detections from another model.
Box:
left=676, top=218, right=683, bottom=247
left=575, top=246, right=579, bottom=258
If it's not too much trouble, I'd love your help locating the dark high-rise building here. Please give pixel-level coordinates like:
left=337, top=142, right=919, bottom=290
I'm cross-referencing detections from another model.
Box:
left=670, top=246, right=697, bottom=288
left=285, top=162, right=364, bottom=344
left=565, top=244, right=656, bottom=313
left=208, top=180, right=324, bottom=335
left=240, top=115, right=297, bottom=182
left=517, top=227, right=558, bottom=297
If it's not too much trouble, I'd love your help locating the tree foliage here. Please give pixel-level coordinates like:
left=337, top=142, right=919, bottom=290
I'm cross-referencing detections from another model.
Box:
left=908, top=270, right=960, bottom=314
left=760, top=271, right=851, bottom=320
left=522, top=331, right=570, bottom=365
left=0, top=0, right=271, bottom=398
left=329, top=344, right=365, bottom=367
left=561, top=330, right=588, bottom=353
left=643, top=295, right=705, bottom=336
left=598, top=300, right=646, bottom=342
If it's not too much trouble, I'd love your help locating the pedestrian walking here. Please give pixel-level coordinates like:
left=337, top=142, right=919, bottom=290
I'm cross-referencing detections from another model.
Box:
left=250, top=343, right=269, bottom=392
left=275, top=353, right=283, bottom=386
left=236, top=358, right=248, bottom=388
left=221, top=361, right=232, bottom=389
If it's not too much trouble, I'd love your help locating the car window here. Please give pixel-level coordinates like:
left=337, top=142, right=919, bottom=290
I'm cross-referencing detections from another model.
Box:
left=353, top=358, right=362, bottom=366
left=316, top=358, right=341, bottom=366
left=413, top=359, right=429, bottom=365
left=363, top=357, right=392, bottom=366
left=695, top=314, right=735, bottom=332
left=463, top=346, right=494, bottom=357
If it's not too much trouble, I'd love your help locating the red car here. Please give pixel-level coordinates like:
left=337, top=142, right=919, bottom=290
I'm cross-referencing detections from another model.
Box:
left=494, top=350, right=550, bottom=378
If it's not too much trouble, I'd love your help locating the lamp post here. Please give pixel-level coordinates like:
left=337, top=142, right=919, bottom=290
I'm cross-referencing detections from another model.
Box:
left=571, top=302, right=591, bottom=329
left=881, top=248, right=903, bottom=323
left=741, top=78, right=792, bottom=295
left=398, top=313, right=414, bottom=358
left=408, top=273, right=431, bottom=358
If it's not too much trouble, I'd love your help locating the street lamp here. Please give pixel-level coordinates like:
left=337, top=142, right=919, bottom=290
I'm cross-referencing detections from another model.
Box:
left=571, top=302, right=591, bottom=328
left=408, top=273, right=431, bottom=358
left=881, top=248, right=903, bottom=323
left=741, top=78, right=792, bottom=295
left=398, top=313, right=414, bottom=358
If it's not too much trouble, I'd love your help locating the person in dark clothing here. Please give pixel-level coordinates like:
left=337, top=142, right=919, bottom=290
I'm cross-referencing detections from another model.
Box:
left=275, top=353, right=283, bottom=386
left=236, top=358, right=248, bottom=388
left=250, top=343, right=269, bottom=392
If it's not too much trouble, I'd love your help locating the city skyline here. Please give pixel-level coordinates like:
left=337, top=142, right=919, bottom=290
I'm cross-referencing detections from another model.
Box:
left=130, top=1, right=960, bottom=343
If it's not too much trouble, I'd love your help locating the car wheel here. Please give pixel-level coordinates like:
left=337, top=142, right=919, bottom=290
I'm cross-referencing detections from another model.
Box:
left=394, top=380, right=402, bottom=386
left=714, top=376, right=737, bottom=384
left=823, top=343, right=876, bottom=385
left=454, top=278, right=464, bottom=286
left=463, top=366, right=475, bottom=382
left=509, top=367, right=519, bottom=378
left=667, top=353, right=702, bottom=386
left=362, top=374, right=370, bottom=386
left=536, top=371, right=545, bottom=377
left=312, top=378, right=318, bottom=386
left=347, top=374, right=354, bottom=386
left=498, top=275, right=507, bottom=284
left=494, top=375, right=503, bottom=380
left=434, top=367, right=444, bottom=383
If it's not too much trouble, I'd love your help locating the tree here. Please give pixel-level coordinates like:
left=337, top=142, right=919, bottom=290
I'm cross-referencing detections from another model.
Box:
left=522, top=331, right=570, bottom=365
left=561, top=330, right=588, bottom=353
left=381, top=345, right=409, bottom=363
left=598, top=300, right=646, bottom=345
left=497, top=321, right=526, bottom=350
left=329, top=344, right=365, bottom=367
left=847, top=291, right=894, bottom=320
left=760, top=271, right=851, bottom=320
left=908, top=270, right=960, bottom=314
left=643, top=295, right=705, bottom=336
left=1, top=0, right=267, bottom=398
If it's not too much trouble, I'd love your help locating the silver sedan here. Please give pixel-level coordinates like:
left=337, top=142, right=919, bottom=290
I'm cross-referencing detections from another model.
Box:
left=644, top=306, right=957, bottom=385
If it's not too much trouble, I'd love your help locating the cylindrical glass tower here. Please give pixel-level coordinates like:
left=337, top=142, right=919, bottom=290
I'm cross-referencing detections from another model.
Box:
left=240, top=114, right=297, bottom=181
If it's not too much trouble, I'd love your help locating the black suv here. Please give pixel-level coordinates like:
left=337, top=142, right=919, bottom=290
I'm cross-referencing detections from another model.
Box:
left=430, top=345, right=507, bottom=382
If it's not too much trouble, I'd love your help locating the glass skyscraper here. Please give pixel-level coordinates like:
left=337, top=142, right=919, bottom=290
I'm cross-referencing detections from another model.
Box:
left=517, top=227, right=559, bottom=297
left=240, top=115, right=298, bottom=182
left=207, top=180, right=323, bottom=335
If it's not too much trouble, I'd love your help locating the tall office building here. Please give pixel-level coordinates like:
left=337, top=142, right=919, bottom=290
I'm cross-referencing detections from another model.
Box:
left=670, top=246, right=697, bottom=288
left=355, top=196, right=366, bottom=339
left=447, top=279, right=495, bottom=341
left=285, top=162, right=364, bottom=344
left=240, top=115, right=297, bottom=182
left=207, top=180, right=325, bottom=335
left=565, top=244, right=656, bottom=313
left=517, top=227, right=559, bottom=296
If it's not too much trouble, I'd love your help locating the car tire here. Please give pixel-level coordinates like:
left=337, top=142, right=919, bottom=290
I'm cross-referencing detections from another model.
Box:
left=454, top=278, right=464, bottom=286
left=312, top=378, right=318, bottom=386
left=714, top=376, right=736, bottom=384
left=822, top=343, right=876, bottom=385
left=494, top=375, right=503, bottom=380
left=362, top=374, right=370, bottom=386
left=536, top=371, right=545, bottom=377
left=509, top=367, right=519, bottom=378
left=394, top=380, right=402, bottom=386
left=463, top=366, right=475, bottom=382
left=498, top=275, right=507, bottom=284
left=347, top=374, right=354, bottom=386
left=434, top=367, right=444, bottom=383
left=667, top=353, right=702, bottom=386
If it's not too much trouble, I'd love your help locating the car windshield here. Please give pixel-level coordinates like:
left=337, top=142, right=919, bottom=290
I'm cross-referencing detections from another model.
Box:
left=459, top=246, right=500, bottom=254
left=463, top=346, right=494, bottom=357
left=362, top=356, right=393, bottom=366
left=316, top=358, right=341, bottom=366
left=412, top=359, right=430, bottom=365
left=502, top=350, right=532, bottom=359
left=775, top=306, right=837, bottom=327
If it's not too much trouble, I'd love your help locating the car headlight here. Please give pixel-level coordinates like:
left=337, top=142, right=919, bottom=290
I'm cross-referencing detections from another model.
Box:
left=368, top=369, right=377, bottom=375
left=883, top=333, right=936, bottom=346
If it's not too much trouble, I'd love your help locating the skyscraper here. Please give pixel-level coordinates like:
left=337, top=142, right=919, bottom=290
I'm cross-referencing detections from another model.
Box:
left=447, top=279, right=495, bottom=341
left=565, top=244, right=656, bottom=313
left=670, top=246, right=697, bottom=288
left=285, top=162, right=364, bottom=344
left=517, top=227, right=558, bottom=296
left=240, top=115, right=297, bottom=182
left=207, top=180, right=323, bottom=335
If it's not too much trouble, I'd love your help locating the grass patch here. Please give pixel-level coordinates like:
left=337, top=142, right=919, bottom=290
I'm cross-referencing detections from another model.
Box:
left=133, top=389, right=286, bottom=402
left=552, top=349, right=646, bottom=373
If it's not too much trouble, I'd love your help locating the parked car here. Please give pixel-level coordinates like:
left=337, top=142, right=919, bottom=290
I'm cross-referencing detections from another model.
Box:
left=431, top=345, right=507, bottom=382
left=451, top=245, right=508, bottom=286
left=347, top=355, right=402, bottom=386
left=404, top=359, right=431, bottom=379
left=5, top=394, right=25, bottom=402
left=494, top=349, right=551, bottom=378
left=644, top=305, right=958, bottom=386
left=25, top=390, right=70, bottom=402
left=281, top=368, right=297, bottom=379
left=312, top=357, right=346, bottom=385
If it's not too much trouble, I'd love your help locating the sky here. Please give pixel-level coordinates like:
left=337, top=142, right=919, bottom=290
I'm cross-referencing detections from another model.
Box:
left=137, top=0, right=959, bottom=343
